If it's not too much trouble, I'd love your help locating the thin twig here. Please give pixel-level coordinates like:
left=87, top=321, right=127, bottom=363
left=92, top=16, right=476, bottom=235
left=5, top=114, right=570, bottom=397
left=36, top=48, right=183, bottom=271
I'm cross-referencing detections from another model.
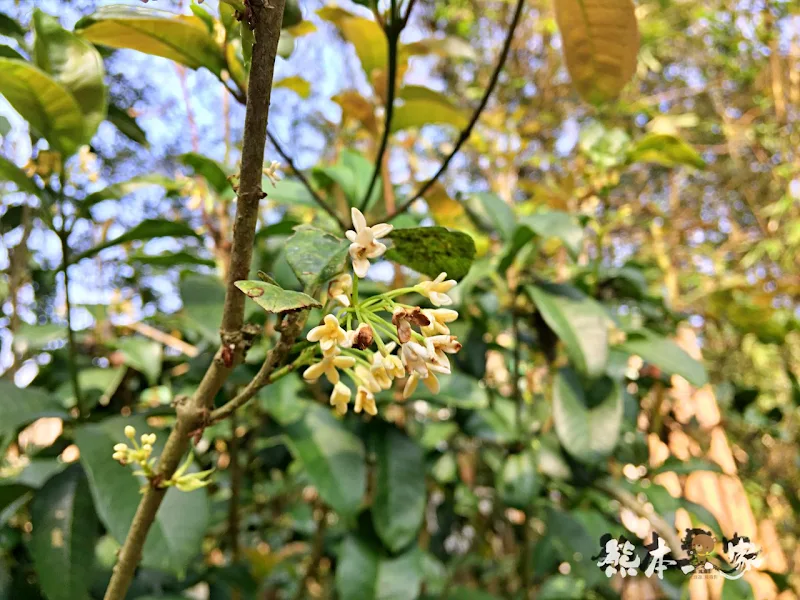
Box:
left=209, top=311, right=311, bottom=423
left=381, top=0, right=526, bottom=222
left=266, top=130, right=347, bottom=230
left=359, top=0, right=404, bottom=213
left=291, top=505, right=329, bottom=600
left=128, top=321, right=199, bottom=358
left=101, top=2, right=288, bottom=598
left=58, top=176, right=83, bottom=411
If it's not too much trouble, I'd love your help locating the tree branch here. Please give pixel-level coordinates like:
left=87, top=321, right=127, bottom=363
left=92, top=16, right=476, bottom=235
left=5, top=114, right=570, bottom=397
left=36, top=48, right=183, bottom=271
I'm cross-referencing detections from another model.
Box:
left=266, top=130, right=347, bottom=231
left=102, top=2, right=288, bottom=598
left=209, top=309, right=311, bottom=423
left=381, top=0, right=525, bottom=222
left=359, top=0, right=404, bottom=213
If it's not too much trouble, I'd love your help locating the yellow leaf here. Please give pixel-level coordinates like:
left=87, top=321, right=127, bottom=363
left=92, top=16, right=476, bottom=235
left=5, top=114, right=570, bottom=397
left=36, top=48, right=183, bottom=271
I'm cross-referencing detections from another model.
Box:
left=318, top=6, right=386, bottom=83
left=286, top=20, right=317, bottom=37
left=553, top=0, right=639, bottom=104
left=75, top=6, right=225, bottom=75
left=275, top=75, right=311, bottom=99
left=332, top=90, right=378, bottom=133
left=425, top=182, right=465, bottom=229
left=391, top=86, right=469, bottom=132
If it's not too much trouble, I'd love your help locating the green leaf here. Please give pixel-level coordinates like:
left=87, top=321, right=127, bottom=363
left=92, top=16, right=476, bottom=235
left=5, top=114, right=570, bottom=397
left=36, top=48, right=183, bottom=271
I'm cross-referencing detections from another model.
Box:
left=0, top=58, right=85, bottom=155
left=0, top=44, right=23, bottom=60
left=464, top=192, right=515, bottom=240
left=107, top=103, right=148, bottom=146
left=499, top=211, right=584, bottom=270
left=0, top=12, right=25, bottom=40
left=74, top=416, right=210, bottom=574
left=75, top=5, right=226, bottom=76
left=116, top=337, right=162, bottom=385
left=317, top=7, right=386, bottom=84
left=446, top=589, right=501, bottom=600
left=391, top=86, right=469, bottom=132
left=0, top=156, right=41, bottom=196
left=628, top=132, right=706, bottom=169
left=0, top=483, right=33, bottom=526
left=538, top=575, right=586, bottom=600
left=554, top=0, right=639, bottom=104
left=526, top=283, right=609, bottom=377
left=180, top=273, right=225, bottom=342
left=33, top=10, right=107, bottom=141
left=179, top=152, right=230, bottom=196
left=235, top=280, right=321, bottom=314
left=0, top=382, right=70, bottom=444
left=267, top=179, right=321, bottom=208
left=56, top=367, right=125, bottom=412
left=336, top=537, right=423, bottom=600
left=29, top=465, right=98, bottom=600
left=616, top=330, right=708, bottom=387
left=385, top=226, right=476, bottom=281
left=372, top=427, right=425, bottom=553
left=82, top=175, right=179, bottom=208
left=72, top=219, right=200, bottom=262
left=284, top=405, right=366, bottom=519
left=285, top=226, right=350, bottom=288
left=130, top=250, right=215, bottom=268
left=649, top=456, right=724, bottom=477
left=552, top=368, right=623, bottom=464
left=314, top=150, right=382, bottom=210
left=497, top=450, right=539, bottom=509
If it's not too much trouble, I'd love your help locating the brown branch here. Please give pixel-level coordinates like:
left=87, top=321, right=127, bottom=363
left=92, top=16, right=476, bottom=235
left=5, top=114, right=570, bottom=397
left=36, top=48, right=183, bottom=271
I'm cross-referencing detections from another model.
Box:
left=381, top=0, right=525, bottom=222
left=101, top=2, right=288, bottom=598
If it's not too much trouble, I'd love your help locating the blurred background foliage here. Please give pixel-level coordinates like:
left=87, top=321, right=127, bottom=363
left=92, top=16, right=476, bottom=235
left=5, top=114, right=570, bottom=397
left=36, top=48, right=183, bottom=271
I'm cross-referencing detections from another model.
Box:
left=0, top=0, right=799, bottom=599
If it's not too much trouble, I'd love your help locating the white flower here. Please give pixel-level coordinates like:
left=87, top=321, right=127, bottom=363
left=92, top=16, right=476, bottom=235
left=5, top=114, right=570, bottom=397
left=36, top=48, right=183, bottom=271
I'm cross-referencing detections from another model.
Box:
left=263, top=160, right=282, bottom=187
left=421, top=308, right=459, bottom=336
left=328, top=274, right=353, bottom=307
left=303, top=352, right=356, bottom=384
left=330, top=382, right=351, bottom=415
left=354, top=386, right=377, bottom=415
left=425, top=335, right=462, bottom=372
left=345, top=207, right=393, bottom=278
left=307, top=314, right=347, bottom=355
left=417, top=272, right=457, bottom=307
left=382, top=343, right=406, bottom=379
left=401, top=341, right=429, bottom=376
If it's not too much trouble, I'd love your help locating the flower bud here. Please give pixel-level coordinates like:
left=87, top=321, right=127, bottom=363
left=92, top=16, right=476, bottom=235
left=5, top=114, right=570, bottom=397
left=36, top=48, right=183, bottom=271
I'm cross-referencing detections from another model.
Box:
left=124, top=426, right=136, bottom=439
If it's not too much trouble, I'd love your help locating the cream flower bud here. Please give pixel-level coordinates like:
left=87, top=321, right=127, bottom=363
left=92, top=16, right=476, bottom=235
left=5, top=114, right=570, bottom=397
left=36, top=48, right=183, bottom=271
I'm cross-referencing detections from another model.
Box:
left=113, top=443, right=128, bottom=452
left=345, top=208, right=393, bottom=278
left=421, top=308, right=459, bottom=336
left=354, top=386, right=378, bottom=415
left=417, top=272, right=457, bottom=307
left=303, top=352, right=356, bottom=385
left=403, top=372, right=419, bottom=399
left=124, top=426, right=136, bottom=439
left=307, top=314, right=348, bottom=354
left=330, top=382, right=351, bottom=415
left=328, top=274, right=353, bottom=307
left=370, top=353, right=393, bottom=390
left=141, top=433, right=157, bottom=446
left=355, top=365, right=382, bottom=394
left=263, top=160, right=282, bottom=187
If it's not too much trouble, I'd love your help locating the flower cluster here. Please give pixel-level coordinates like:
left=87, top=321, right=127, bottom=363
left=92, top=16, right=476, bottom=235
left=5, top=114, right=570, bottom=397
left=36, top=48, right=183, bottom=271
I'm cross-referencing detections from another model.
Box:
left=303, top=208, right=462, bottom=417
left=112, top=425, right=212, bottom=492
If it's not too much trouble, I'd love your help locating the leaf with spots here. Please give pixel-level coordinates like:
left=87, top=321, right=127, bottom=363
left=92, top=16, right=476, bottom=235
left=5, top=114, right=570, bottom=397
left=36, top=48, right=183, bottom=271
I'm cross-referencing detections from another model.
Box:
left=385, top=227, right=476, bottom=281
left=235, top=280, right=321, bottom=314
left=285, top=226, right=350, bottom=289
